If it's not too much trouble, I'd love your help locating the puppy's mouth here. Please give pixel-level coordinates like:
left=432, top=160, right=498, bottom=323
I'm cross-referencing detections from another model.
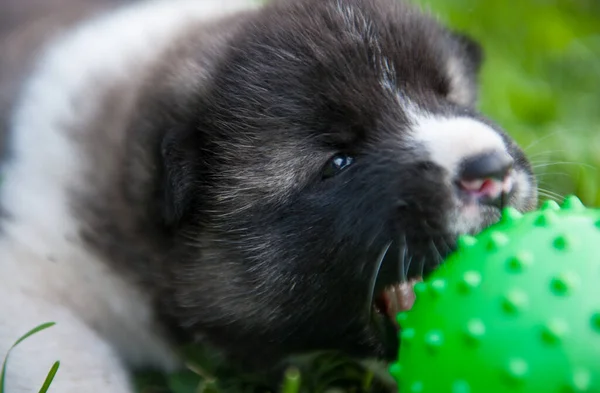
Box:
left=368, top=238, right=451, bottom=356
left=372, top=279, right=422, bottom=328
left=370, top=278, right=425, bottom=359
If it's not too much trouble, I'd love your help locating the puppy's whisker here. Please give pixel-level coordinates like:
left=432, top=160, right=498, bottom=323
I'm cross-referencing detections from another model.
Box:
left=440, top=237, right=452, bottom=256
left=537, top=193, right=560, bottom=202
left=399, top=233, right=408, bottom=283
left=418, top=257, right=426, bottom=278
left=522, top=131, right=560, bottom=152
left=535, top=172, right=572, bottom=179
left=405, top=255, right=413, bottom=282
left=361, top=229, right=387, bottom=275
left=430, top=239, right=443, bottom=266
left=526, top=149, right=568, bottom=159
left=537, top=187, right=565, bottom=201
left=404, top=239, right=413, bottom=281
left=444, top=239, right=457, bottom=255
left=367, top=241, right=392, bottom=318
left=532, top=161, right=596, bottom=171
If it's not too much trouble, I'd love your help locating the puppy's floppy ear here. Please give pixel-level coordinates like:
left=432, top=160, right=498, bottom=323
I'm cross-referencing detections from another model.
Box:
left=160, top=126, right=203, bottom=227
left=451, top=31, right=484, bottom=75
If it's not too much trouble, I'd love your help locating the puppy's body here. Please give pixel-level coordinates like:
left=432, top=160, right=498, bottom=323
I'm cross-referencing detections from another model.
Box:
left=1, top=1, right=256, bottom=390
left=0, top=0, right=537, bottom=391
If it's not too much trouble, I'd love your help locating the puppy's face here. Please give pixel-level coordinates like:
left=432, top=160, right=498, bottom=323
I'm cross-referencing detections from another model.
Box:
left=160, top=0, right=537, bottom=368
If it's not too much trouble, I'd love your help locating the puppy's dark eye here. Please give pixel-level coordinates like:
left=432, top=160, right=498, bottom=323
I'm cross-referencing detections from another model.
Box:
left=322, top=154, right=355, bottom=179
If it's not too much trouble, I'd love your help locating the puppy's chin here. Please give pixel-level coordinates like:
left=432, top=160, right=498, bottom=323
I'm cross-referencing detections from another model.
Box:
left=448, top=185, right=537, bottom=237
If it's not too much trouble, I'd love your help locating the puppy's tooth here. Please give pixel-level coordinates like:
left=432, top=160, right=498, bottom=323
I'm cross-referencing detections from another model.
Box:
left=397, top=281, right=417, bottom=312
left=389, top=286, right=399, bottom=317
left=460, top=179, right=485, bottom=191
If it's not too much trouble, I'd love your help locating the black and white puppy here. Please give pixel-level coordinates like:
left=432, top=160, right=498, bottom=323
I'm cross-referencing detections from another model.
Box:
left=0, top=0, right=537, bottom=391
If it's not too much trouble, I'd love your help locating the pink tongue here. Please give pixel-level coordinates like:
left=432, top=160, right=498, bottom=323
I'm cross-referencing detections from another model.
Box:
left=383, top=278, right=422, bottom=328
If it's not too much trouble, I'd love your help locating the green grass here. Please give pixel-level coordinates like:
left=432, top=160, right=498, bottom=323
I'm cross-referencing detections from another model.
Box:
left=0, top=323, right=60, bottom=393
left=133, top=347, right=397, bottom=393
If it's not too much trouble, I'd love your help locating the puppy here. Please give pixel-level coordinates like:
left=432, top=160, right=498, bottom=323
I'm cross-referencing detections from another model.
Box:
left=0, top=0, right=537, bottom=391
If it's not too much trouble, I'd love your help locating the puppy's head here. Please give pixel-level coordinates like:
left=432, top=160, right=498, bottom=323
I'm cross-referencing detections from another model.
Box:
left=159, top=0, right=537, bottom=369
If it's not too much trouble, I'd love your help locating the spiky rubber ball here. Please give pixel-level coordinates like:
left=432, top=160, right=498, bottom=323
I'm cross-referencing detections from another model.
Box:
left=389, top=196, right=600, bottom=393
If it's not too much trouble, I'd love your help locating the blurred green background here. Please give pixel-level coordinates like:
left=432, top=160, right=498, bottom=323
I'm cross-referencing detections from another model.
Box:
left=416, top=0, right=600, bottom=206
left=139, top=0, right=600, bottom=392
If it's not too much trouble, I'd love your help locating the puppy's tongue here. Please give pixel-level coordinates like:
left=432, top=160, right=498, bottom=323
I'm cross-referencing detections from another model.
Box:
left=377, top=278, right=422, bottom=328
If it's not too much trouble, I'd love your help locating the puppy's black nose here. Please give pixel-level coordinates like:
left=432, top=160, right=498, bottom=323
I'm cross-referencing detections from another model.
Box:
left=460, top=152, right=513, bottom=181
left=458, top=152, right=514, bottom=206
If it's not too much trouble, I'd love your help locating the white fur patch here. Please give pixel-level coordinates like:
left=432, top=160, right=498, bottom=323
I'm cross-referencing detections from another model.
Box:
left=514, top=169, right=534, bottom=207
left=406, top=106, right=507, bottom=178
left=0, top=0, right=256, bottom=391
left=401, top=97, right=534, bottom=235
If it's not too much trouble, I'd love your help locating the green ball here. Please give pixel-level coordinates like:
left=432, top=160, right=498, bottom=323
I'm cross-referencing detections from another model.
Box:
left=389, top=196, right=600, bottom=393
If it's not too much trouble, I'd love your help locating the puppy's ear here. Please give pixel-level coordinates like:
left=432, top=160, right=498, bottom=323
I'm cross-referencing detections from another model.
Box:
left=451, top=31, right=484, bottom=75
left=160, top=126, right=202, bottom=227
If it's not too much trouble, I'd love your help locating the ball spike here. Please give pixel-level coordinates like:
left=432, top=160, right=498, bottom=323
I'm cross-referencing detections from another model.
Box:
left=501, top=206, right=523, bottom=223
left=429, top=279, right=447, bottom=297
left=389, top=362, right=402, bottom=380
left=534, top=211, right=557, bottom=227
left=540, top=319, right=568, bottom=345
left=506, top=251, right=534, bottom=273
left=568, top=369, right=591, bottom=392
left=504, top=358, right=529, bottom=384
left=591, top=312, right=600, bottom=333
left=458, top=271, right=482, bottom=293
left=486, top=231, right=509, bottom=251
left=396, top=312, right=409, bottom=326
left=464, top=319, right=486, bottom=345
left=424, top=330, right=444, bottom=353
left=553, top=235, right=572, bottom=251
left=540, top=199, right=560, bottom=211
left=561, top=195, right=585, bottom=211
left=457, top=235, right=477, bottom=249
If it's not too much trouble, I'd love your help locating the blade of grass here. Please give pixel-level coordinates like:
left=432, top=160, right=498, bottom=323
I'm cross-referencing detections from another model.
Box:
left=38, top=362, right=60, bottom=393
left=282, top=367, right=301, bottom=393
left=0, top=322, right=57, bottom=393
left=5, top=322, right=56, bottom=349
left=362, top=370, right=374, bottom=391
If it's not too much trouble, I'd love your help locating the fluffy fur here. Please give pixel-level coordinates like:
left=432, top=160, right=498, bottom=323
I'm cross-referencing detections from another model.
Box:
left=0, top=0, right=537, bottom=391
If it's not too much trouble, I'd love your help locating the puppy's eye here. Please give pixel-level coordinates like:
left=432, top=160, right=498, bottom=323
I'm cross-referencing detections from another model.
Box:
left=322, top=154, right=355, bottom=179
